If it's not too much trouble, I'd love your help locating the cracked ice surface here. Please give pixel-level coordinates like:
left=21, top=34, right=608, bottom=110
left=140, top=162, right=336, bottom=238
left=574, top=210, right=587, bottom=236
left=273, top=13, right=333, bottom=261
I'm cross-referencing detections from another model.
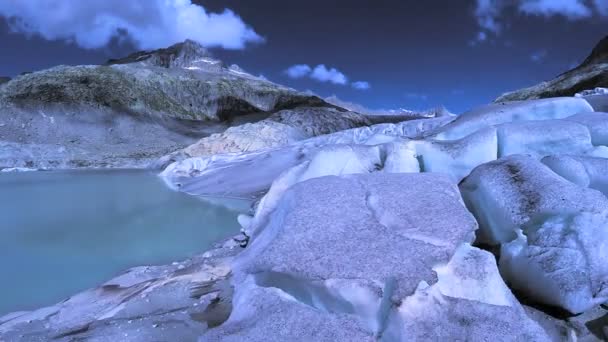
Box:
left=203, top=174, right=549, bottom=341
left=234, top=173, right=478, bottom=299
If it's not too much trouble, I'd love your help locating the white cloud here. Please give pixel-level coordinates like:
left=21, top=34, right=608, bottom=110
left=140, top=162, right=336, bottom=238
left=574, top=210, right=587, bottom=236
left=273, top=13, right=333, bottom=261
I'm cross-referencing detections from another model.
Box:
left=472, top=0, right=606, bottom=42
left=285, top=63, right=368, bottom=88
left=519, top=0, right=591, bottom=18
left=530, top=49, right=548, bottom=63
left=285, top=64, right=312, bottom=79
left=352, top=81, right=371, bottom=90
left=0, top=0, right=263, bottom=50
left=311, top=64, right=348, bottom=85
left=474, top=0, right=504, bottom=34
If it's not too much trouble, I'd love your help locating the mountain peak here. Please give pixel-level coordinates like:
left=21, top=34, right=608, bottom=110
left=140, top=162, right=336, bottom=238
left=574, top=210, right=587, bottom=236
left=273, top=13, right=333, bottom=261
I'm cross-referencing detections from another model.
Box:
left=107, top=39, right=215, bottom=68
left=580, top=35, right=608, bottom=68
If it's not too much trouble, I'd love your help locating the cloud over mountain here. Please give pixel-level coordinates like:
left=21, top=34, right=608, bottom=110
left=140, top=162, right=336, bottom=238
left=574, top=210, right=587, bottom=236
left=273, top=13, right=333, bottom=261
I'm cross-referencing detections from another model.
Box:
left=285, top=63, right=369, bottom=89
left=0, top=0, right=263, bottom=50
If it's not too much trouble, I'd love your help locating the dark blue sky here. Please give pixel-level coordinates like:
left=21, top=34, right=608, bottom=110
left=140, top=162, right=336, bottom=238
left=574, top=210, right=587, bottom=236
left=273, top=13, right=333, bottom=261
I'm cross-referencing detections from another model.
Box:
left=0, top=0, right=606, bottom=113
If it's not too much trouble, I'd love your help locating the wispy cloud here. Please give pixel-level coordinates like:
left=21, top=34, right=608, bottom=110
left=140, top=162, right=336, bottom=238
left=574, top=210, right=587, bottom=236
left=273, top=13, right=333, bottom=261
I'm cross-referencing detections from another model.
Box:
left=472, top=0, right=607, bottom=43
left=519, top=0, right=592, bottom=19
left=530, top=49, right=548, bottom=63
left=405, top=92, right=429, bottom=101
left=0, top=0, right=263, bottom=50
left=469, top=31, right=488, bottom=46
left=351, top=81, right=371, bottom=90
left=474, top=0, right=504, bottom=34
left=284, top=63, right=369, bottom=88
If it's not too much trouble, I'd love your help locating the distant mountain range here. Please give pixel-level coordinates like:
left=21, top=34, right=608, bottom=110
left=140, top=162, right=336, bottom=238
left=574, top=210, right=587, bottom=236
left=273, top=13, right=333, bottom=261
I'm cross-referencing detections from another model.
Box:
left=324, top=95, right=454, bottom=120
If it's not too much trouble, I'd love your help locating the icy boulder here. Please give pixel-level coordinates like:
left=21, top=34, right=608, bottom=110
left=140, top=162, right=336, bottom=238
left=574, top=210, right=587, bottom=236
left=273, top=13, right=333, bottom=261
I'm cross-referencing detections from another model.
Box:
left=382, top=141, right=420, bottom=173
left=413, top=127, right=497, bottom=182
left=434, top=97, right=593, bottom=140
left=459, top=155, right=608, bottom=245
left=496, top=120, right=593, bottom=158
left=542, top=155, right=608, bottom=196
left=206, top=244, right=549, bottom=341
left=565, top=112, right=608, bottom=146
left=501, top=213, right=608, bottom=314
left=382, top=244, right=550, bottom=341
left=240, top=144, right=385, bottom=236
left=460, top=155, right=608, bottom=314
left=203, top=277, right=377, bottom=341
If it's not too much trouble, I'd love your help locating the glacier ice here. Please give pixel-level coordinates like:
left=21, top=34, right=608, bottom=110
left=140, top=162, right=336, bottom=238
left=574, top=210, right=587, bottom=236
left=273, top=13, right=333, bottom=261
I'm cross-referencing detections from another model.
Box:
left=542, top=155, right=608, bottom=196
left=501, top=213, right=608, bottom=314
left=564, top=112, right=608, bottom=146
left=496, top=119, right=593, bottom=158
left=233, top=173, right=478, bottom=298
left=461, top=155, right=608, bottom=314
left=413, top=127, right=497, bottom=182
left=203, top=174, right=549, bottom=341
left=460, top=155, right=608, bottom=245
left=382, top=244, right=549, bottom=341
left=433, top=97, right=593, bottom=140
left=582, top=94, right=608, bottom=112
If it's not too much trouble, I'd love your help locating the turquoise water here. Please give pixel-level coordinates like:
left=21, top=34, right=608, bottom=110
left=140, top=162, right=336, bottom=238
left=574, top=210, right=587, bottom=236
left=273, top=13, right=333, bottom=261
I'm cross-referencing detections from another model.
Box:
left=0, top=170, right=247, bottom=315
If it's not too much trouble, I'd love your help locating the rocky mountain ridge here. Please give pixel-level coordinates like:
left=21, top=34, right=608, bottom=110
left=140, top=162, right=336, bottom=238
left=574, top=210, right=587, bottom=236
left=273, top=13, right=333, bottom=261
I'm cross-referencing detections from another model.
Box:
left=496, top=35, right=608, bottom=102
left=0, top=40, right=410, bottom=170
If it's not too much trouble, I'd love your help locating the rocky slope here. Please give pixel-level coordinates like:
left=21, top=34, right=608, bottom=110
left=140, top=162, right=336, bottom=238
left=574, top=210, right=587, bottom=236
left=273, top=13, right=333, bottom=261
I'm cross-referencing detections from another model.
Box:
left=0, top=40, right=379, bottom=170
left=5, top=94, right=608, bottom=340
left=496, top=35, right=608, bottom=102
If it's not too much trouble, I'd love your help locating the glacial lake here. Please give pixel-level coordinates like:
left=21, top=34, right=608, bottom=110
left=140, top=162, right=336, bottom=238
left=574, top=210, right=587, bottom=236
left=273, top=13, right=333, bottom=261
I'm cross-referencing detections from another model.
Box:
left=0, top=170, right=247, bottom=315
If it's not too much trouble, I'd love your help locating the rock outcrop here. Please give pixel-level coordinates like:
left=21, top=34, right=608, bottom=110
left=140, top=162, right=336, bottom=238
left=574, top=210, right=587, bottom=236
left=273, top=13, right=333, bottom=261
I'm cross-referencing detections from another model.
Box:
left=0, top=237, right=242, bottom=342
left=495, top=36, right=608, bottom=102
